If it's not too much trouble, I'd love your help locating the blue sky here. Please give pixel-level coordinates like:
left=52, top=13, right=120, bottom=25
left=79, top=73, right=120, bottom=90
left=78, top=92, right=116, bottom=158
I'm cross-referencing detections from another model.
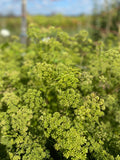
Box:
left=0, top=0, right=104, bottom=16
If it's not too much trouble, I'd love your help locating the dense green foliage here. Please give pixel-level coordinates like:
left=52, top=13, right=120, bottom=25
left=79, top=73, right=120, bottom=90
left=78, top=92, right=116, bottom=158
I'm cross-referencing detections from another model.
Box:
left=0, top=26, right=120, bottom=160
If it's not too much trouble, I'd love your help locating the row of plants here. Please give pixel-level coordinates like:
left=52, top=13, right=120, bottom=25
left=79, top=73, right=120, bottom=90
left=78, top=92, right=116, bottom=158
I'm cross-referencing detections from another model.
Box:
left=0, top=15, right=85, bottom=36
left=0, top=26, right=120, bottom=160
left=0, top=13, right=120, bottom=45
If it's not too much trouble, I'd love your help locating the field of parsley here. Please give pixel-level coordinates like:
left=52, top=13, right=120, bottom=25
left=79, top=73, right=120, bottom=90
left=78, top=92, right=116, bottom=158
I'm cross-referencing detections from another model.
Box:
left=0, top=14, right=120, bottom=160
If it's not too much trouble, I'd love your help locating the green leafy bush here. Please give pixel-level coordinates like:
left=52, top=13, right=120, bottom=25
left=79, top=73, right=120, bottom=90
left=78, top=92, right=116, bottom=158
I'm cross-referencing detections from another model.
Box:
left=0, top=26, right=120, bottom=160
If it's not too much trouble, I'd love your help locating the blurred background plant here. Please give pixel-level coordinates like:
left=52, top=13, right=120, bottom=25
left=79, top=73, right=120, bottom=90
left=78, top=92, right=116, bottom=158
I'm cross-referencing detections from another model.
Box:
left=0, top=0, right=120, bottom=46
